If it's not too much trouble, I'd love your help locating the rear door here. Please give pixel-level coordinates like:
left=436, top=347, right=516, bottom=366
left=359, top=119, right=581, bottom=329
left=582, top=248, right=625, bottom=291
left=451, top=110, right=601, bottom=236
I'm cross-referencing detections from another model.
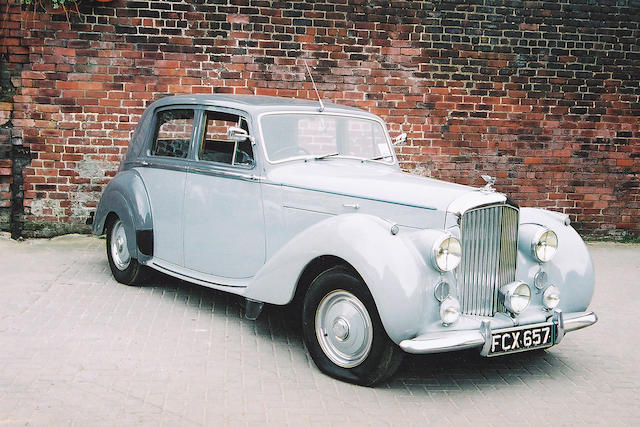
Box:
left=137, top=107, right=195, bottom=266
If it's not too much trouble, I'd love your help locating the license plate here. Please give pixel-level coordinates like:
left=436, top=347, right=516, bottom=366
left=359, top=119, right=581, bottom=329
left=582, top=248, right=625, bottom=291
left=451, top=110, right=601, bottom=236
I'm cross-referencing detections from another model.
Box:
left=488, top=323, right=555, bottom=357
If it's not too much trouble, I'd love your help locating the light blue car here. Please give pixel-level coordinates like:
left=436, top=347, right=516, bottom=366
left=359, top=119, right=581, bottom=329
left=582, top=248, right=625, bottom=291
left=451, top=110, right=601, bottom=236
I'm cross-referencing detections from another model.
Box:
left=92, top=94, right=597, bottom=385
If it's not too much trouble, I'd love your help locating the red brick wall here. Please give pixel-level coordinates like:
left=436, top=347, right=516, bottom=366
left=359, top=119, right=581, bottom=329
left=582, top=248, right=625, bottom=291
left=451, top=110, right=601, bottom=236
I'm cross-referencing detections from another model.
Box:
left=1, top=0, right=639, bottom=238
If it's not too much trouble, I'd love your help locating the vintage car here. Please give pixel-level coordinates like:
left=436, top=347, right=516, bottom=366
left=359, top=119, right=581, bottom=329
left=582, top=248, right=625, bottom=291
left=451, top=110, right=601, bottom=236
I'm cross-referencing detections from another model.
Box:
left=92, top=94, right=597, bottom=385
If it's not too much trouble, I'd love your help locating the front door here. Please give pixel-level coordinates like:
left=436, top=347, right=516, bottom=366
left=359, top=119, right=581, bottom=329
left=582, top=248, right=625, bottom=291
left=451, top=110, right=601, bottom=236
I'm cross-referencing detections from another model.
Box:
left=182, top=109, right=265, bottom=279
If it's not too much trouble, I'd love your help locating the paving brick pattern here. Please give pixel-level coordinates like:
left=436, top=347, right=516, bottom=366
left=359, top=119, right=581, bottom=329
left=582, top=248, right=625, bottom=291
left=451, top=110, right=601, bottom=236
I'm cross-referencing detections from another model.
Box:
left=1, top=234, right=638, bottom=425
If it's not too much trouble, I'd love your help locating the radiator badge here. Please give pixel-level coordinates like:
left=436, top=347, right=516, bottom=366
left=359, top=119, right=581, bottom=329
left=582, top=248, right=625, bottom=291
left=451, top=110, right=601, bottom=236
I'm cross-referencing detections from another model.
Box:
left=481, top=175, right=496, bottom=192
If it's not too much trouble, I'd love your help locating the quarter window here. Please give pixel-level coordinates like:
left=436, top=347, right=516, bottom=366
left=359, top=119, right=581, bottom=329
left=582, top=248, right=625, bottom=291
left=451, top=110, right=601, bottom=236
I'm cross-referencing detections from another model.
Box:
left=150, top=109, right=194, bottom=158
left=199, top=111, right=254, bottom=166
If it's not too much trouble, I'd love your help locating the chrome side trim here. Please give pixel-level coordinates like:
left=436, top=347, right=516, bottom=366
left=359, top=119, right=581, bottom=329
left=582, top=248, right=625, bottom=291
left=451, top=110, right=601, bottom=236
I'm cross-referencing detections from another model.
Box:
left=148, top=258, right=251, bottom=291
left=152, top=262, right=246, bottom=288
left=188, top=165, right=263, bottom=182
left=135, top=160, right=188, bottom=172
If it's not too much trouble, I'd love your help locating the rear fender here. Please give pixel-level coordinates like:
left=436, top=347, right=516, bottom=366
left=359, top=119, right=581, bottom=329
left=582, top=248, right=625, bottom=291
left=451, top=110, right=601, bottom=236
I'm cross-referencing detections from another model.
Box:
left=93, top=170, right=153, bottom=261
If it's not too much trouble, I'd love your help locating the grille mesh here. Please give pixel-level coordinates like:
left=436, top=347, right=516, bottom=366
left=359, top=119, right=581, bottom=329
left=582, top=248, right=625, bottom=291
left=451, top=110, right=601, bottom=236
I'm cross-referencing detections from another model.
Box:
left=457, top=204, right=519, bottom=316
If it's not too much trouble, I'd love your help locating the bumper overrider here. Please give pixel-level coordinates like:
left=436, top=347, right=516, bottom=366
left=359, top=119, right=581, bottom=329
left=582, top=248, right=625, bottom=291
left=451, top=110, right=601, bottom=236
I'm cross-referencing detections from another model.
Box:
left=399, top=309, right=597, bottom=355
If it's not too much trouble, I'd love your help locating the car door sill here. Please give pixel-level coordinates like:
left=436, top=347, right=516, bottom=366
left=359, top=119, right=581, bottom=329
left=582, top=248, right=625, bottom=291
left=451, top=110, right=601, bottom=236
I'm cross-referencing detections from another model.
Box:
left=149, top=258, right=250, bottom=292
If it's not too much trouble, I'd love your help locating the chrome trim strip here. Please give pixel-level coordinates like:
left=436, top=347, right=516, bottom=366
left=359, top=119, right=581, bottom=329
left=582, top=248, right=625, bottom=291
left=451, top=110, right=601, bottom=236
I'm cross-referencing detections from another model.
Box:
left=135, top=160, right=188, bottom=172
left=188, top=165, right=263, bottom=181
left=152, top=262, right=247, bottom=288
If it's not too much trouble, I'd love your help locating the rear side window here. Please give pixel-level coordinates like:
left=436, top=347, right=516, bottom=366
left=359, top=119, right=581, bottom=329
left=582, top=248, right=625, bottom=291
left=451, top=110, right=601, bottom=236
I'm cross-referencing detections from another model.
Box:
left=150, top=109, right=194, bottom=158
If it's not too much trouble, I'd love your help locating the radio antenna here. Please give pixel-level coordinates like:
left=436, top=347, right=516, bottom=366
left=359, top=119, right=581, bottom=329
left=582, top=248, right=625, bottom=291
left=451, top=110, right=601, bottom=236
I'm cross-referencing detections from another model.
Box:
left=304, top=60, right=325, bottom=112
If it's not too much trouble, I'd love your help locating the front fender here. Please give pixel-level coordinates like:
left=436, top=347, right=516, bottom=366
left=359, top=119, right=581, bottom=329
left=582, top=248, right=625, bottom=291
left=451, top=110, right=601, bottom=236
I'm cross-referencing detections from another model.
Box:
left=245, top=213, right=444, bottom=344
left=517, top=208, right=595, bottom=312
left=93, top=169, right=153, bottom=260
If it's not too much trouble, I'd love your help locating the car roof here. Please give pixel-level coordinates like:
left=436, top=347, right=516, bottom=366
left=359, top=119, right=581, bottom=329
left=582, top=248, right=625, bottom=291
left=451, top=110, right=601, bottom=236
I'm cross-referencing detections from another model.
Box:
left=147, top=94, right=380, bottom=119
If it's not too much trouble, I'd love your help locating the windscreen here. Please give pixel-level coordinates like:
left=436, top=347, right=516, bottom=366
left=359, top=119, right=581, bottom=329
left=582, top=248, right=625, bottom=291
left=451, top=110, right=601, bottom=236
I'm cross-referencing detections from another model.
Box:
left=260, top=113, right=393, bottom=162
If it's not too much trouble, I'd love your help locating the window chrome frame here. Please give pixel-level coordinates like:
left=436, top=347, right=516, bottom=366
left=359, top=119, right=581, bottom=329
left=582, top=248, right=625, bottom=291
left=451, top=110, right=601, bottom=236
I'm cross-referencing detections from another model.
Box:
left=192, top=106, right=258, bottom=171
left=146, top=105, right=197, bottom=161
left=256, top=111, right=397, bottom=166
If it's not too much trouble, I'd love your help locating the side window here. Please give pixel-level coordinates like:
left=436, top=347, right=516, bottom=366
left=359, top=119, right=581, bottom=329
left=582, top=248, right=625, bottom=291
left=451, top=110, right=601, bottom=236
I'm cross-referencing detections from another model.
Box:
left=200, top=111, right=254, bottom=166
left=150, top=109, right=194, bottom=159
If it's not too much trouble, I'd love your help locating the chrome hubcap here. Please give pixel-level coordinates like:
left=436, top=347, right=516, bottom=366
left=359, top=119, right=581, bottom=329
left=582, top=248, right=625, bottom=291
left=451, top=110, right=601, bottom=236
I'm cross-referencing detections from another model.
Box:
left=333, top=317, right=349, bottom=341
left=110, top=220, right=130, bottom=271
left=315, top=290, right=373, bottom=368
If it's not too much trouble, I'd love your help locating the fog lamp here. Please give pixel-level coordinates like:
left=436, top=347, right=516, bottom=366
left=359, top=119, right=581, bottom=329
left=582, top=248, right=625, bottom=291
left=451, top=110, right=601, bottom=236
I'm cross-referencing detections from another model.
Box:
left=543, top=285, right=560, bottom=310
left=440, top=296, right=460, bottom=325
left=432, top=235, right=462, bottom=272
left=500, top=281, right=531, bottom=315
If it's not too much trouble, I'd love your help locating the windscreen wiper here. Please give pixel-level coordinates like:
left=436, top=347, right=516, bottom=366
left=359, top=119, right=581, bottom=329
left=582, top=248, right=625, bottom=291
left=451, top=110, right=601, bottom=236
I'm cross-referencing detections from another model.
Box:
left=314, top=152, right=341, bottom=160
left=367, top=154, right=392, bottom=161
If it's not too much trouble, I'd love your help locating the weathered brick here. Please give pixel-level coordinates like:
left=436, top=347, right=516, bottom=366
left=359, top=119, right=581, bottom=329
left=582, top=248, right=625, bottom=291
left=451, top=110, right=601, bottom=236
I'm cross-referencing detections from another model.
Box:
left=0, top=0, right=638, bottom=239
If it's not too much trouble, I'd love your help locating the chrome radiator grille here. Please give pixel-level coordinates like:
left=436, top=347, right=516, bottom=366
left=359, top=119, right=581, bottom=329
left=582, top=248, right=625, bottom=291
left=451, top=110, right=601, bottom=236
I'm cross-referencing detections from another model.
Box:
left=457, top=204, right=519, bottom=316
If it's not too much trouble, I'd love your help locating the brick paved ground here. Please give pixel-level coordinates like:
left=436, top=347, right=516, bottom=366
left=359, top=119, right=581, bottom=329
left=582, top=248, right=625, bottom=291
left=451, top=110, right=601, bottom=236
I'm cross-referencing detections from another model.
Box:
left=0, top=234, right=638, bottom=425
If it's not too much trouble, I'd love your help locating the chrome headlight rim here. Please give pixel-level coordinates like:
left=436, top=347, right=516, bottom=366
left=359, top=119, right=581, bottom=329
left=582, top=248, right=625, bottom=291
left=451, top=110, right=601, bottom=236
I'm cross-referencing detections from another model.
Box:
left=531, top=228, right=558, bottom=263
left=431, top=234, right=462, bottom=273
left=500, top=281, right=531, bottom=315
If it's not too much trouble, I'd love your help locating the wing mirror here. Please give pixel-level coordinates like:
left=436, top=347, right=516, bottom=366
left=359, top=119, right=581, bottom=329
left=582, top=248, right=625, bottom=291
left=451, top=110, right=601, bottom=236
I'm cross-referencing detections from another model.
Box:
left=227, top=126, right=249, bottom=142
left=392, top=132, right=407, bottom=146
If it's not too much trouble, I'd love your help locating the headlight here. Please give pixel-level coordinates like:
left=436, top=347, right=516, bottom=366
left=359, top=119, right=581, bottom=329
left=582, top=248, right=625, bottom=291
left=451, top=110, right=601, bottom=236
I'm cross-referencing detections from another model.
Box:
left=440, top=296, right=460, bottom=325
left=543, top=285, right=560, bottom=310
left=532, top=228, right=558, bottom=263
left=499, top=281, right=531, bottom=314
left=432, top=235, right=462, bottom=272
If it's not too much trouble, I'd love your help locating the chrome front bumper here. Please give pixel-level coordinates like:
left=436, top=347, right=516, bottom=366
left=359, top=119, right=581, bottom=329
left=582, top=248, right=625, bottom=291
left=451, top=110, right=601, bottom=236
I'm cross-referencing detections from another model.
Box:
left=399, top=310, right=597, bottom=355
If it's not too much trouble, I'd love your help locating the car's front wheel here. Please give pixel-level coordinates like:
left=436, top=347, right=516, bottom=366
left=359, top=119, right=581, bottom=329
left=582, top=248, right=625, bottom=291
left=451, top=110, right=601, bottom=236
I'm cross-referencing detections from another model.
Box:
left=302, top=266, right=403, bottom=386
left=106, top=215, right=145, bottom=285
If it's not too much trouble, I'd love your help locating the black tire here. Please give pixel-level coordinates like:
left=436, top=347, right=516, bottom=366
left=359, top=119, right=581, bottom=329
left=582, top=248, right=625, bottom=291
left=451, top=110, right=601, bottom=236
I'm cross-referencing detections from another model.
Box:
left=106, top=215, right=145, bottom=285
left=302, top=266, right=404, bottom=386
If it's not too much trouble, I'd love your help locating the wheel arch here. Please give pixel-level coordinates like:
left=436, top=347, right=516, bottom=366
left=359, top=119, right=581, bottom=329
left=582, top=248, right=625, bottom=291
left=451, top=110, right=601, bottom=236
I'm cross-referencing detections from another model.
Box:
left=93, top=169, right=154, bottom=261
left=245, top=213, right=437, bottom=344
left=290, top=255, right=359, bottom=309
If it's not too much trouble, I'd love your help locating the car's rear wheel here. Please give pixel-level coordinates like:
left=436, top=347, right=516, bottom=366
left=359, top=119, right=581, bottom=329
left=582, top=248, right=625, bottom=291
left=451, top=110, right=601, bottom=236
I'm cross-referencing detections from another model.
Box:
left=106, top=215, right=145, bottom=285
left=302, top=266, right=403, bottom=386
